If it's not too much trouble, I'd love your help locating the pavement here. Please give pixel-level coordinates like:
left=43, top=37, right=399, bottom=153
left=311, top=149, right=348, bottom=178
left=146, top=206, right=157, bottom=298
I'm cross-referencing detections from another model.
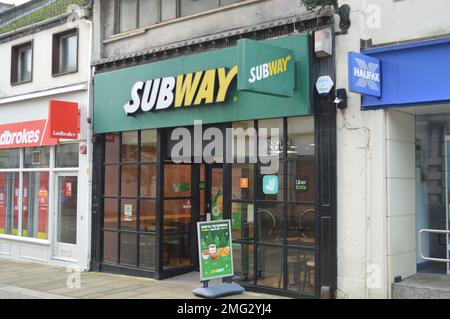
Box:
left=0, top=259, right=288, bottom=299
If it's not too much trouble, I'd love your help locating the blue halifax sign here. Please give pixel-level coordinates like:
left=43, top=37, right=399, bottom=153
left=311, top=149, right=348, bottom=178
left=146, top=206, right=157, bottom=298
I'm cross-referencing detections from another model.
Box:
left=348, top=52, right=382, bottom=98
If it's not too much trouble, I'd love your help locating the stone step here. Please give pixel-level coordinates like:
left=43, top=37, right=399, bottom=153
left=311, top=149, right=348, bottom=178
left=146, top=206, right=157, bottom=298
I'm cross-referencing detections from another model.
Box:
left=393, top=274, right=450, bottom=299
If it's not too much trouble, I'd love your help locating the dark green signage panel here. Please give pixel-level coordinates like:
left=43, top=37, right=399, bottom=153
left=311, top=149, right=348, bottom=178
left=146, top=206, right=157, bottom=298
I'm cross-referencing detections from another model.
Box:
left=237, top=39, right=296, bottom=97
left=93, top=34, right=311, bottom=134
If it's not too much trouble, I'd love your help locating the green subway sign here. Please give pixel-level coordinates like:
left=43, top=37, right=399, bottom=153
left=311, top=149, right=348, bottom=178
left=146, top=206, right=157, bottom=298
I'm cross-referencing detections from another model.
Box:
left=237, top=39, right=296, bottom=97
left=93, top=34, right=311, bottom=134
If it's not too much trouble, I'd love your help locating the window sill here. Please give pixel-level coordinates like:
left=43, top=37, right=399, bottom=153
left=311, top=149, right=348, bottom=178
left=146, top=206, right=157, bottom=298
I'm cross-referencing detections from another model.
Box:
left=52, top=69, right=78, bottom=77
left=0, top=234, right=50, bottom=246
left=10, top=79, right=32, bottom=86
left=103, top=0, right=265, bottom=45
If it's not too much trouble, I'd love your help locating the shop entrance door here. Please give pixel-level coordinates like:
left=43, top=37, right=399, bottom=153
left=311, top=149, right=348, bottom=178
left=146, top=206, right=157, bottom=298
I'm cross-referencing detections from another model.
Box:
left=53, top=173, right=79, bottom=262
left=445, top=137, right=450, bottom=274
left=205, top=164, right=224, bottom=222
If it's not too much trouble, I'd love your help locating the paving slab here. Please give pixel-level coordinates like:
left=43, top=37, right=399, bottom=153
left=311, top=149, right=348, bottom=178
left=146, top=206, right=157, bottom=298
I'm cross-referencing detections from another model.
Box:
left=0, top=259, right=287, bottom=299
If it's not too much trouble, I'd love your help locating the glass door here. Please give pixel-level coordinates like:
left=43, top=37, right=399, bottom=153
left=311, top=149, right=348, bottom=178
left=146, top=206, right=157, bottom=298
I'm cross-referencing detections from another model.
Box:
left=54, top=173, right=79, bottom=261
left=162, top=162, right=195, bottom=274
left=206, top=164, right=224, bottom=221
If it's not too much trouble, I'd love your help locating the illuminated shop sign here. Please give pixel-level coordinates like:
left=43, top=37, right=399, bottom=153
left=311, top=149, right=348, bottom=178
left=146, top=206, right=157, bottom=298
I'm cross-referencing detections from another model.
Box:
left=123, top=66, right=238, bottom=116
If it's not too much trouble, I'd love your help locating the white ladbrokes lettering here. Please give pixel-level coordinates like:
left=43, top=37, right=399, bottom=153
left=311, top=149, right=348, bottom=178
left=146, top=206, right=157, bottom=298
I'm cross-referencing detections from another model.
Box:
left=0, top=129, right=40, bottom=146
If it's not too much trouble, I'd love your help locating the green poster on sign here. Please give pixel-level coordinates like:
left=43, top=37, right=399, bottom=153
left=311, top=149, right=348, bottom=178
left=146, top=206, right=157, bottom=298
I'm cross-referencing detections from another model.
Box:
left=197, top=220, right=234, bottom=281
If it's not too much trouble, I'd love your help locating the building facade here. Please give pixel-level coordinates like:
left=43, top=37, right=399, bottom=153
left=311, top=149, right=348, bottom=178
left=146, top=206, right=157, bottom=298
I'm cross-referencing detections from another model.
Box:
left=91, top=0, right=338, bottom=298
left=0, top=0, right=93, bottom=270
left=334, top=0, right=450, bottom=298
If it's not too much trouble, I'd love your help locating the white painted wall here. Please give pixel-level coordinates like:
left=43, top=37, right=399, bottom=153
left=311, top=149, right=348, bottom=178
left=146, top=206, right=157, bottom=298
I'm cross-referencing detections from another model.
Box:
left=0, top=17, right=93, bottom=271
left=335, top=0, right=450, bottom=298
left=0, top=20, right=91, bottom=99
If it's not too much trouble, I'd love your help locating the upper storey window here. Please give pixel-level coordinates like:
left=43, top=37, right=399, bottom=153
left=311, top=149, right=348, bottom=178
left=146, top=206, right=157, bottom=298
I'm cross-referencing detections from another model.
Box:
left=115, top=0, right=243, bottom=34
left=11, top=41, right=33, bottom=85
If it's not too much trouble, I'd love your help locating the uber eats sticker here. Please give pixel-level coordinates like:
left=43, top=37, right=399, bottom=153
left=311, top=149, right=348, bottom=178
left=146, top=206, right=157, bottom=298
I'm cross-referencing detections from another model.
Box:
left=296, top=177, right=308, bottom=192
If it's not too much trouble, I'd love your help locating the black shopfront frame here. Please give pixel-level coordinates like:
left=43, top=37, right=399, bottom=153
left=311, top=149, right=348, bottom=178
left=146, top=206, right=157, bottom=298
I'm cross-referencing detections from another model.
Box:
left=91, top=111, right=336, bottom=299
left=91, top=28, right=337, bottom=299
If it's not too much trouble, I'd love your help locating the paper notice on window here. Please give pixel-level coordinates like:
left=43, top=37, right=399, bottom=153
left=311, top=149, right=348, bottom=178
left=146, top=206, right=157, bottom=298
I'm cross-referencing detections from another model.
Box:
left=124, top=204, right=133, bottom=222
left=247, top=204, right=254, bottom=223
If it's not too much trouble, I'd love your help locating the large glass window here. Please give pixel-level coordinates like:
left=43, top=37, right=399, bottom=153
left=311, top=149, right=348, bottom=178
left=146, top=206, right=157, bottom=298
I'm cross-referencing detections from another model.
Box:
left=231, top=116, right=317, bottom=295
left=0, top=172, right=19, bottom=235
left=56, top=144, right=79, bottom=168
left=102, top=130, right=157, bottom=270
left=22, top=172, right=49, bottom=239
left=24, top=147, right=50, bottom=168
left=0, top=149, right=20, bottom=168
left=0, top=146, right=79, bottom=241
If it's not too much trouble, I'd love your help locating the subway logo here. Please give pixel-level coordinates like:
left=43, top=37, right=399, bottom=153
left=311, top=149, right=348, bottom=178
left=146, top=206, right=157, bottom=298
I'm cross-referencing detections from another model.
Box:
left=123, top=66, right=238, bottom=115
left=248, top=55, right=292, bottom=84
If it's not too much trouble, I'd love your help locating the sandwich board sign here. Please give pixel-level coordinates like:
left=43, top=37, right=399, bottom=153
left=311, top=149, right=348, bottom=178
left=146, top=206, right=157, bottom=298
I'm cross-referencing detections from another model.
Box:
left=193, top=219, right=244, bottom=298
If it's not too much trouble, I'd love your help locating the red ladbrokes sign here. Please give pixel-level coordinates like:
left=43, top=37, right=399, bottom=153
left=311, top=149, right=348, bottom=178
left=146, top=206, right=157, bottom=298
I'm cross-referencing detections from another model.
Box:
left=0, top=120, right=58, bottom=149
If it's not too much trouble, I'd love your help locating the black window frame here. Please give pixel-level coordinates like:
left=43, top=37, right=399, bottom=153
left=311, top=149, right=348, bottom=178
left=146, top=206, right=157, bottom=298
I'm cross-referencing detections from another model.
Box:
left=10, top=40, right=33, bottom=86
left=52, top=28, right=79, bottom=77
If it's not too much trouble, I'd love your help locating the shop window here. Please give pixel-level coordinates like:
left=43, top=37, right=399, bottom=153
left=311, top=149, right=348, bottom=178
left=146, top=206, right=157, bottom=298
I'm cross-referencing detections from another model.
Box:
left=120, top=198, right=137, bottom=230
left=139, top=233, right=156, bottom=269
left=258, top=118, right=284, bottom=158
left=232, top=121, right=256, bottom=161
left=287, top=160, right=315, bottom=202
left=140, top=164, right=157, bottom=197
left=120, top=232, right=138, bottom=266
left=103, top=230, right=119, bottom=263
left=257, top=163, right=285, bottom=202
left=232, top=243, right=254, bottom=283
left=52, top=29, right=78, bottom=76
left=121, top=131, right=138, bottom=162
left=164, top=164, right=192, bottom=198
left=256, top=246, right=283, bottom=289
left=0, top=172, right=19, bottom=235
left=287, top=117, right=315, bottom=158
left=121, top=164, right=138, bottom=197
left=231, top=202, right=254, bottom=241
left=0, top=149, right=20, bottom=169
left=141, top=130, right=157, bottom=162
left=104, top=198, right=119, bottom=230
left=22, top=172, right=49, bottom=239
left=56, top=143, right=79, bottom=168
left=104, top=166, right=120, bottom=196
left=101, top=130, right=157, bottom=269
left=287, top=248, right=315, bottom=294
left=140, top=199, right=156, bottom=232
left=24, top=147, right=50, bottom=168
left=230, top=116, right=317, bottom=295
left=105, top=133, right=120, bottom=163
left=11, top=41, right=32, bottom=85
left=287, top=204, right=315, bottom=245
left=255, top=203, right=284, bottom=244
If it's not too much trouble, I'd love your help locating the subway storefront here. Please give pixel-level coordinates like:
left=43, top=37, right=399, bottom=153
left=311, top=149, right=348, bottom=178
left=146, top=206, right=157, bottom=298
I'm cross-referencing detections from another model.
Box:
left=92, top=33, right=337, bottom=298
